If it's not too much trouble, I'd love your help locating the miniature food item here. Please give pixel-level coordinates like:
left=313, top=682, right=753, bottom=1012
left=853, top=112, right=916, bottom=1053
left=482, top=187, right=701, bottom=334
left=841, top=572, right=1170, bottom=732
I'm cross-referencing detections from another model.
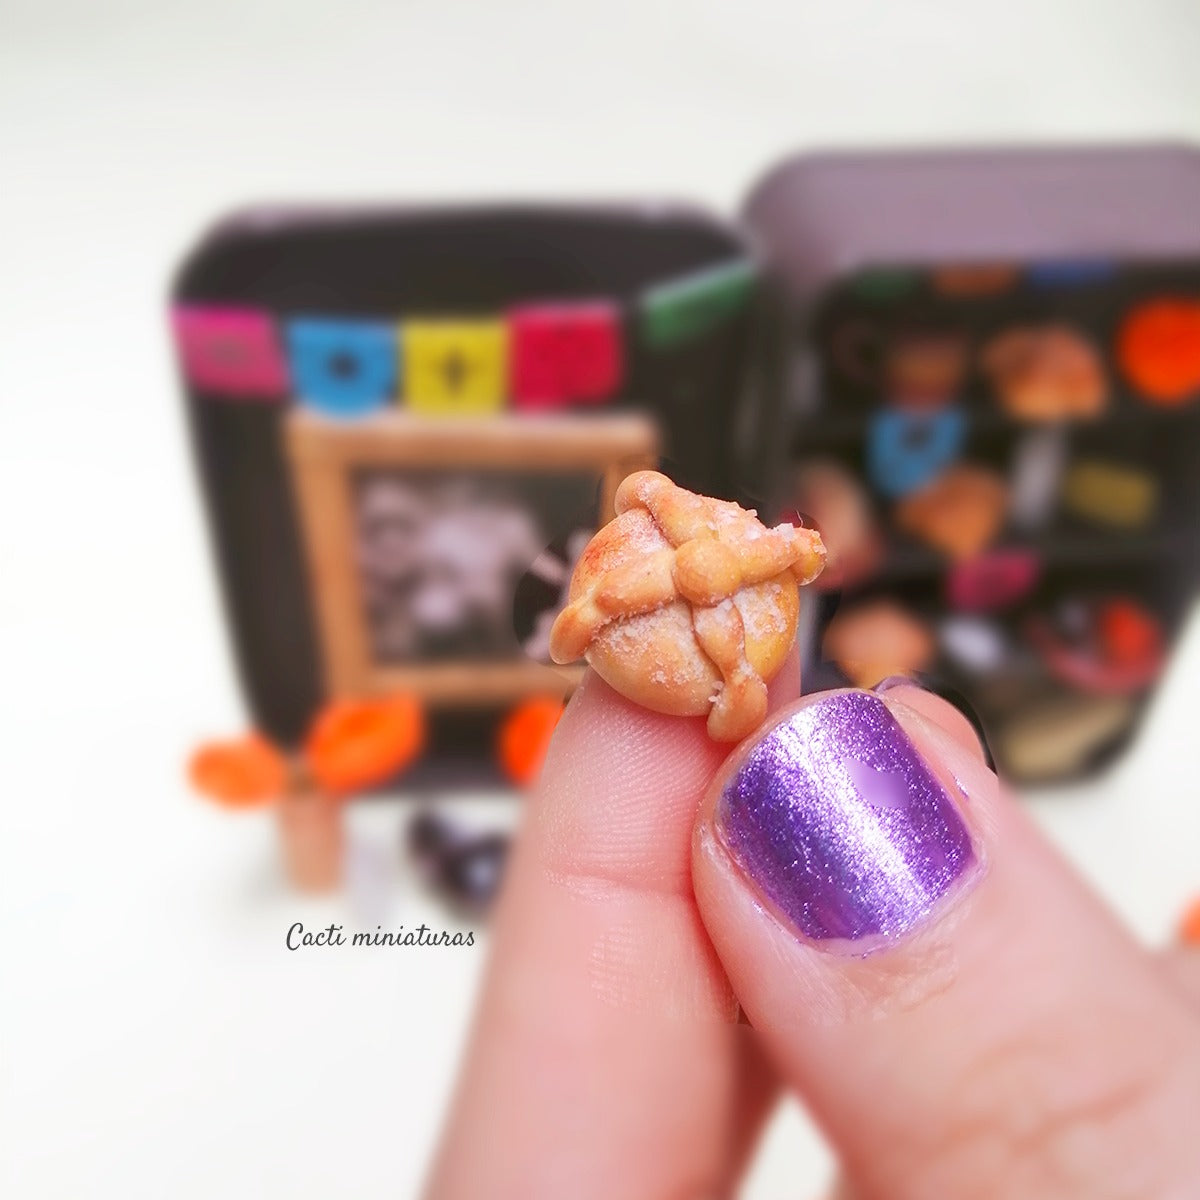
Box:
left=894, top=464, right=1009, bottom=561
left=549, top=471, right=825, bottom=741
left=982, top=325, right=1108, bottom=420
left=834, top=321, right=968, bottom=408
left=822, top=600, right=935, bottom=688
left=884, top=331, right=970, bottom=409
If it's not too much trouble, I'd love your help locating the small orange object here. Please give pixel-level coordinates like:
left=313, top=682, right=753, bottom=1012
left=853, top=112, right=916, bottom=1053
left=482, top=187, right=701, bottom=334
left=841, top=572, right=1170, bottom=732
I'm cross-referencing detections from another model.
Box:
left=931, top=262, right=1019, bottom=297
left=981, top=324, right=1108, bottom=421
left=188, top=733, right=287, bottom=808
left=822, top=599, right=935, bottom=688
left=1097, top=599, right=1162, bottom=668
left=1117, top=298, right=1200, bottom=405
left=305, top=694, right=425, bottom=796
left=1178, top=896, right=1200, bottom=946
left=893, top=464, right=1009, bottom=561
left=498, top=695, right=565, bottom=786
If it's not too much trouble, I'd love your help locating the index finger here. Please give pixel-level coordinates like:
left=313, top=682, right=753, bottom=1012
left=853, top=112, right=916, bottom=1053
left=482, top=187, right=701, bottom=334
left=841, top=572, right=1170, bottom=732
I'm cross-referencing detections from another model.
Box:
left=425, top=653, right=799, bottom=1198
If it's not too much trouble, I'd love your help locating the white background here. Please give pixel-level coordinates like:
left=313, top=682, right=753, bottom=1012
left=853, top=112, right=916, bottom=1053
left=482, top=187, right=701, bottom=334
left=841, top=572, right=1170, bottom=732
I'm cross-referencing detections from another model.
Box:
left=3, top=1, right=1200, bottom=1196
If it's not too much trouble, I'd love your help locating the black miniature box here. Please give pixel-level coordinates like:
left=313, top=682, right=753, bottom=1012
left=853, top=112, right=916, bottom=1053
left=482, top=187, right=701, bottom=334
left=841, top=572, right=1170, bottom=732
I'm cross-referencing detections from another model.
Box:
left=173, top=204, right=765, bottom=786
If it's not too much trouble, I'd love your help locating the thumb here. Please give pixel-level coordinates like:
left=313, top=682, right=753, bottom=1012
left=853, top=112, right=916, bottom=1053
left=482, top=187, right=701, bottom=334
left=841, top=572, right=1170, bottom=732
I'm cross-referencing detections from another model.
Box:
left=693, top=686, right=1200, bottom=1200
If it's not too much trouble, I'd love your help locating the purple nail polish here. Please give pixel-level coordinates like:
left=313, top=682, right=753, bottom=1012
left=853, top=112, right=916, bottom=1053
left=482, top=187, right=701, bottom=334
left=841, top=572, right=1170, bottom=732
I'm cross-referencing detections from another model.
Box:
left=716, top=691, right=975, bottom=944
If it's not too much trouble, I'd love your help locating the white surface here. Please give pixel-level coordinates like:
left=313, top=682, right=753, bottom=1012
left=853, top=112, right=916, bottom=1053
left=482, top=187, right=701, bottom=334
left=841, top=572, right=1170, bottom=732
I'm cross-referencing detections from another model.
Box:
left=3, top=2, right=1200, bottom=1196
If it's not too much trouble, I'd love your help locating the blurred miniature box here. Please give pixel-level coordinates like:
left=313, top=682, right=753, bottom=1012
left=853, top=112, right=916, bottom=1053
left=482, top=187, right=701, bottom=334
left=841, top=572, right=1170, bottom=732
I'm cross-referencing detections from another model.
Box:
left=744, top=144, right=1200, bottom=781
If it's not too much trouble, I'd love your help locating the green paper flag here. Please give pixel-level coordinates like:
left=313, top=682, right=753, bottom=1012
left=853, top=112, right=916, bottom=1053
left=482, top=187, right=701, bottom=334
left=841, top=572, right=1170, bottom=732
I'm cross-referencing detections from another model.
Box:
left=638, top=258, right=757, bottom=349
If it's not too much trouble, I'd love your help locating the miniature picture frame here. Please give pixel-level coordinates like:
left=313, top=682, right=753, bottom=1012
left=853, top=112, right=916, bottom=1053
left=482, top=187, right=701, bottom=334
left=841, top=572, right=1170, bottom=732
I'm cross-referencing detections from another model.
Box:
left=284, top=410, right=659, bottom=705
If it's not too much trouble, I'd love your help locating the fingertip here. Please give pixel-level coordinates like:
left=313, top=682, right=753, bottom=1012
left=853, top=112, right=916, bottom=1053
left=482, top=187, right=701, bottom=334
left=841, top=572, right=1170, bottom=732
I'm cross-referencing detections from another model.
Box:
left=874, top=676, right=993, bottom=768
left=528, top=670, right=727, bottom=895
left=541, top=668, right=721, bottom=778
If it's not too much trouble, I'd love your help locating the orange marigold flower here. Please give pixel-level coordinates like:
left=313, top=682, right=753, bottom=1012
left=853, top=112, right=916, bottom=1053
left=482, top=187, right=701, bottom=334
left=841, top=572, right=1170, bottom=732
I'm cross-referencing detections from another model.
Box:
left=1179, top=896, right=1200, bottom=947
left=498, top=695, right=565, bottom=787
left=189, top=734, right=287, bottom=808
left=305, top=694, right=425, bottom=797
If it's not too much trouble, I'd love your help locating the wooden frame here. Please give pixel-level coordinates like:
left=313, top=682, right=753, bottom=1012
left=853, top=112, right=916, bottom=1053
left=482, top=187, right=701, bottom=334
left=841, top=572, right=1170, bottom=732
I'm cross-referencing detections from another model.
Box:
left=284, top=410, right=659, bottom=704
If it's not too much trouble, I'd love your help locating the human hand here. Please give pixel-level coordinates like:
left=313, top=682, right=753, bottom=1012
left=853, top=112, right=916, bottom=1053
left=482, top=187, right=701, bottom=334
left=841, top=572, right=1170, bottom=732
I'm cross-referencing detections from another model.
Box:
left=425, top=653, right=1200, bottom=1198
